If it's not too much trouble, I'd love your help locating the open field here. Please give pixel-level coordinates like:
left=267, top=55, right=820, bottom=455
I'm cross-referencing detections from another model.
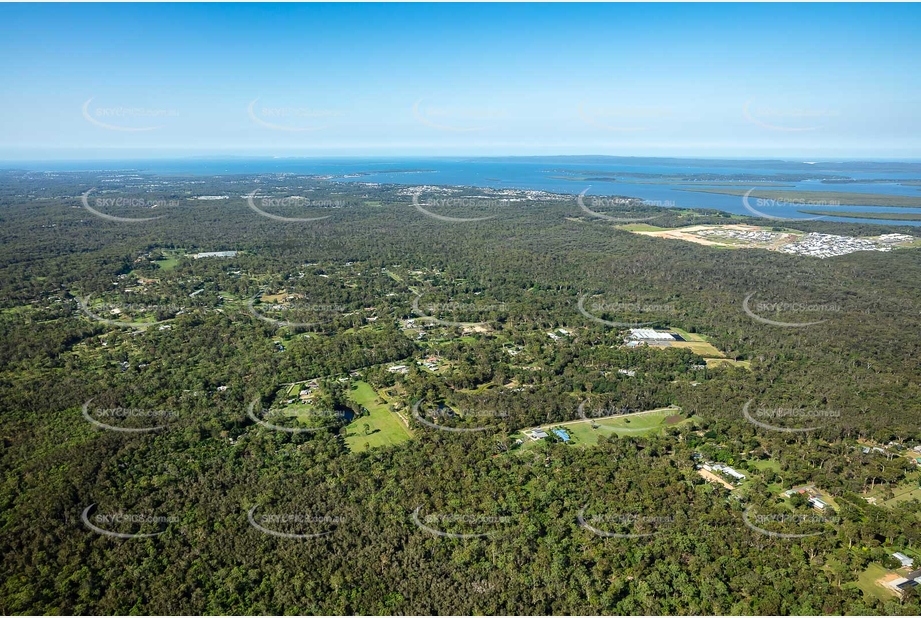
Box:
left=862, top=475, right=921, bottom=506
left=671, top=340, right=724, bottom=356
left=669, top=327, right=708, bottom=342
left=749, top=459, right=782, bottom=473
left=513, top=408, right=694, bottom=449
left=883, top=483, right=921, bottom=507
left=343, top=381, right=412, bottom=452
left=848, top=563, right=898, bottom=601
left=698, top=468, right=736, bottom=490
left=630, top=225, right=731, bottom=246
left=154, top=256, right=180, bottom=271
left=625, top=223, right=802, bottom=250
left=617, top=223, right=666, bottom=232
left=704, top=358, right=752, bottom=369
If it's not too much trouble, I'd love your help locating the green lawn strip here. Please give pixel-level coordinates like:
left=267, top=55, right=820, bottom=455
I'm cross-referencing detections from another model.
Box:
left=669, top=327, right=708, bottom=342
left=847, top=563, right=897, bottom=602
left=343, top=381, right=412, bottom=452
left=154, top=256, right=180, bottom=271
left=616, top=223, right=667, bottom=232
left=512, top=408, right=693, bottom=449
left=882, top=483, right=921, bottom=507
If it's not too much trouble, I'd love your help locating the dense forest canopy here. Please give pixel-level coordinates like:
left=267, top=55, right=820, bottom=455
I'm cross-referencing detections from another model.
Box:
left=1, top=169, right=920, bottom=615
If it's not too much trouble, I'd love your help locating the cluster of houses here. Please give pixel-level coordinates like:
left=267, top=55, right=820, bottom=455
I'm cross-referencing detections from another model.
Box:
left=416, top=356, right=442, bottom=372
left=524, top=427, right=571, bottom=442
left=861, top=441, right=921, bottom=466
left=777, top=233, right=911, bottom=259
left=782, top=485, right=831, bottom=510
left=401, top=318, right=436, bottom=340
left=695, top=458, right=747, bottom=485
left=295, top=379, right=321, bottom=404
left=887, top=553, right=921, bottom=596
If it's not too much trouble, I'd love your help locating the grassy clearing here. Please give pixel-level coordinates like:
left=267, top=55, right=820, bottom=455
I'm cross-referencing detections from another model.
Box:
left=705, top=358, right=752, bottom=369
left=154, top=256, right=180, bottom=271
left=343, top=381, right=412, bottom=452
left=848, top=563, right=897, bottom=601
left=670, top=340, right=724, bottom=356
left=670, top=327, right=708, bottom=342
left=513, top=408, right=694, bottom=449
left=617, top=223, right=667, bottom=232
left=883, top=483, right=921, bottom=507
left=749, top=459, right=782, bottom=473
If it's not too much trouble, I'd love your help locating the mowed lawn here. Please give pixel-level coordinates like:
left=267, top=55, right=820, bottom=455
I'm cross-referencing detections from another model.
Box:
left=883, top=482, right=921, bottom=507
left=704, top=358, right=752, bottom=369
left=671, top=340, right=724, bottom=356
left=344, top=381, right=412, bottom=452
left=154, top=256, right=180, bottom=271
left=566, top=409, right=691, bottom=442
left=848, top=563, right=897, bottom=601
left=514, top=408, right=693, bottom=449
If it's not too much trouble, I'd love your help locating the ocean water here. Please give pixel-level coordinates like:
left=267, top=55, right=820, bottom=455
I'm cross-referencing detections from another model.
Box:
left=8, top=156, right=921, bottom=226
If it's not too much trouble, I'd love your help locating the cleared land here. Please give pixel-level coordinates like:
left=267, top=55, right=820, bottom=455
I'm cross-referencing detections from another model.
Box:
left=704, top=358, right=752, bottom=369
left=154, top=256, right=180, bottom=271
left=847, top=563, right=898, bottom=601
left=343, top=381, right=412, bottom=452
left=697, top=469, right=735, bottom=490
left=626, top=223, right=801, bottom=250
left=513, top=407, right=694, bottom=449
left=671, top=340, right=725, bottom=356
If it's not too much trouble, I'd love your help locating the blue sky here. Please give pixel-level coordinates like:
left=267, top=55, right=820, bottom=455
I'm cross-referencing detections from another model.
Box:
left=1, top=3, right=919, bottom=159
